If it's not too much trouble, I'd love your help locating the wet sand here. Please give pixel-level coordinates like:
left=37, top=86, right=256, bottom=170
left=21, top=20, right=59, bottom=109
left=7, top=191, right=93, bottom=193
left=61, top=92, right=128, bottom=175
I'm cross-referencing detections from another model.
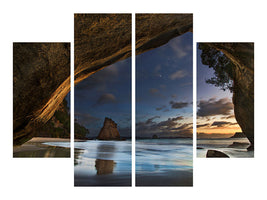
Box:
left=136, top=170, right=193, bottom=186
left=13, top=137, right=71, bottom=158
left=75, top=169, right=192, bottom=187
left=74, top=173, right=131, bottom=186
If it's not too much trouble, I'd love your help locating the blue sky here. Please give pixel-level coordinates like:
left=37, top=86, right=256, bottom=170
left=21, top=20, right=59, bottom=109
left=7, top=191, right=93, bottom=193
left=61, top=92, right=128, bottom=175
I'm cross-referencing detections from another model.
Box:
left=74, top=32, right=193, bottom=138
left=74, top=58, right=131, bottom=137
left=136, top=32, right=193, bottom=138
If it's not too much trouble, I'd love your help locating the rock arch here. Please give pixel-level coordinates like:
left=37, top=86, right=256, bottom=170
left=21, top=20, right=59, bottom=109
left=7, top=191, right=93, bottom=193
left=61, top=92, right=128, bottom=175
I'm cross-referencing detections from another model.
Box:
left=14, top=15, right=254, bottom=149
left=15, top=14, right=255, bottom=150
left=13, top=14, right=193, bottom=145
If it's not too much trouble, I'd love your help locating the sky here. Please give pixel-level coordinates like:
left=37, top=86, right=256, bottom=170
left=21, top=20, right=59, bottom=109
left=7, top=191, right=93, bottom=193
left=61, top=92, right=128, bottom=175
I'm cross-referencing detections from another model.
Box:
left=136, top=32, right=193, bottom=138
left=73, top=34, right=241, bottom=139
left=197, top=44, right=241, bottom=138
left=74, top=58, right=131, bottom=137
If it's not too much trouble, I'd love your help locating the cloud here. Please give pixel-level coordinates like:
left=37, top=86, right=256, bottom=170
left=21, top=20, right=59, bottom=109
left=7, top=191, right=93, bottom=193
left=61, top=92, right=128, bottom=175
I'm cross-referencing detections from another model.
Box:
left=96, top=93, right=117, bottom=105
left=157, top=116, right=183, bottom=128
left=171, top=116, right=184, bottom=121
left=197, top=98, right=234, bottom=117
left=169, top=37, right=192, bottom=58
left=197, top=123, right=210, bottom=128
left=171, top=123, right=193, bottom=131
left=136, top=115, right=191, bottom=138
left=149, top=88, right=164, bottom=98
left=155, top=105, right=166, bottom=111
left=211, top=121, right=238, bottom=127
left=171, top=94, right=177, bottom=99
left=170, top=101, right=189, bottom=109
left=197, top=132, right=234, bottom=139
left=145, top=116, right=160, bottom=124
left=74, top=112, right=100, bottom=126
left=149, top=88, right=159, bottom=94
left=221, top=114, right=235, bottom=119
left=159, top=84, right=166, bottom=89
left=169, top=70, right=187, bottom=80
left=153, top=65, right=162, bottom=77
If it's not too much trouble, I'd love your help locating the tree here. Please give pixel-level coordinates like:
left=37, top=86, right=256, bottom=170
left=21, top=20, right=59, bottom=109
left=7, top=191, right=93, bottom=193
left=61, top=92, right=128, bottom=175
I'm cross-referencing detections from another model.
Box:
left=198, top=43, right=235, bottom=92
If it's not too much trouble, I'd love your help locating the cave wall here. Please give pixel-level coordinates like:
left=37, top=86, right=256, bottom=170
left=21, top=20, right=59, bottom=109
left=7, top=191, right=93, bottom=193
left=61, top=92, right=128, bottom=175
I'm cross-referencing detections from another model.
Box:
left=207, top=43, right=254, bottom=149
left=13, top=43, right=70, bottom=144
left=13, top=14, right=193, bottom=145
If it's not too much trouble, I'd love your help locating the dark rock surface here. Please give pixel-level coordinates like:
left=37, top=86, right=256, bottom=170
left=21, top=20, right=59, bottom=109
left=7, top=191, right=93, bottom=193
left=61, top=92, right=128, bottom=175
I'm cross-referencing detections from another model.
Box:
left=206, top=150, right=230, bottom=158
left=97, top=118, right=121, bottom=140
left=206, top=43, right=254, bottom=150
left=13, top=43, right=70, bottom=145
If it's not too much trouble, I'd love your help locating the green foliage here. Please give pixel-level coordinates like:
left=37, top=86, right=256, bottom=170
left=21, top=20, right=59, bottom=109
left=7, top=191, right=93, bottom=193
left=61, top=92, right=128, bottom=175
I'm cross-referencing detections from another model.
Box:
left=198, top=43, right=235, bottom=92
left=35, top=98, right=89, bottom=139
left=74, top=122, right=90, bottom=139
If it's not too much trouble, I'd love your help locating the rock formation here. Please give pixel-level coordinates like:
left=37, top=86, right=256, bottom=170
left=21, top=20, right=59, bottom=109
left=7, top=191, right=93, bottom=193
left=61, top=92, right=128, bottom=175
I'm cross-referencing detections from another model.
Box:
left=14, top=14, right=193, bottom=144
left=205, top=43, right=254, bottom=150
left=230, top=132, right=246, bottom=138
left=97, top=118, right=121, bottom=140
left=152, top=134, right=159, bottom=139
left=206, top=150, right=230, bottom=158
left=13, top=43, right=70, bottom=145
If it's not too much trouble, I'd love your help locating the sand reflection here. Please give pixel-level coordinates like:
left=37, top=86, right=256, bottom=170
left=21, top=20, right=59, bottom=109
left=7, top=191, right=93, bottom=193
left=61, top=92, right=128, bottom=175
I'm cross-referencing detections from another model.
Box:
left=95, top=159, right=116, bottom=175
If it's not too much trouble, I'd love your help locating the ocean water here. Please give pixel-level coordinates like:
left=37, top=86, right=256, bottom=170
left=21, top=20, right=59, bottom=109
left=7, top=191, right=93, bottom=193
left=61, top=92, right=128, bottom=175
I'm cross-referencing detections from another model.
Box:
left=46, top=138, right=193, bottom=186
left=136, top=138, right=193, bottom=186
left=136, top=139, right=193, bottom=172
left=45, top=140, right=132, bottom=186
left=74, top=140, right=132, bottom=175
left=197, top=138, right=254, bottom=158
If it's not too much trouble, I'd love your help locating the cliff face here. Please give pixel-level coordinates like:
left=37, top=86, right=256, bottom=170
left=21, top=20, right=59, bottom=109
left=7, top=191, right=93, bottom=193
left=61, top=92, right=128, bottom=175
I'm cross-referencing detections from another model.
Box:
left=97, top=118, right=120, bottom=140
left=14, top=14, right=193, bottom=144
left=207, top=43, right=254, bottom=150
left=13, top=43, right=70, bottom=144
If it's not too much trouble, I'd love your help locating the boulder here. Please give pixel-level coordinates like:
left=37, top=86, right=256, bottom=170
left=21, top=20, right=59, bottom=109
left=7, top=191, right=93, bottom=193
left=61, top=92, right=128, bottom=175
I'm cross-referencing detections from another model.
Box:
left=206, top=150, right=230, bottom=158
left=152, top=134, right=159, bottom=139
left=97, top=118, right=121, bottom=140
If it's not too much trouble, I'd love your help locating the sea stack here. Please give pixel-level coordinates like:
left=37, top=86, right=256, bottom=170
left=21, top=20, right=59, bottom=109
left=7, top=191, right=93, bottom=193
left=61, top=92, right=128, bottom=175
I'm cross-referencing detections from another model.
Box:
left=97, top=117, right=121, bottom=140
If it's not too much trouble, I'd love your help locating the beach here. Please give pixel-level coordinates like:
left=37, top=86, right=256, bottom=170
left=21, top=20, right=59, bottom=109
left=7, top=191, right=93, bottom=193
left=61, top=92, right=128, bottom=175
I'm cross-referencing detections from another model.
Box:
left=197, top=137, right=254, bottom=158
left=13, top=137, right=71, bottom=158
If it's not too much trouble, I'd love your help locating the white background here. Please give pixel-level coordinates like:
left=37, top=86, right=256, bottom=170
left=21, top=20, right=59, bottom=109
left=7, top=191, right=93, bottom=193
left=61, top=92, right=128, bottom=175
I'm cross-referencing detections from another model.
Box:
left=0, top=0, right=266, bottom=199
